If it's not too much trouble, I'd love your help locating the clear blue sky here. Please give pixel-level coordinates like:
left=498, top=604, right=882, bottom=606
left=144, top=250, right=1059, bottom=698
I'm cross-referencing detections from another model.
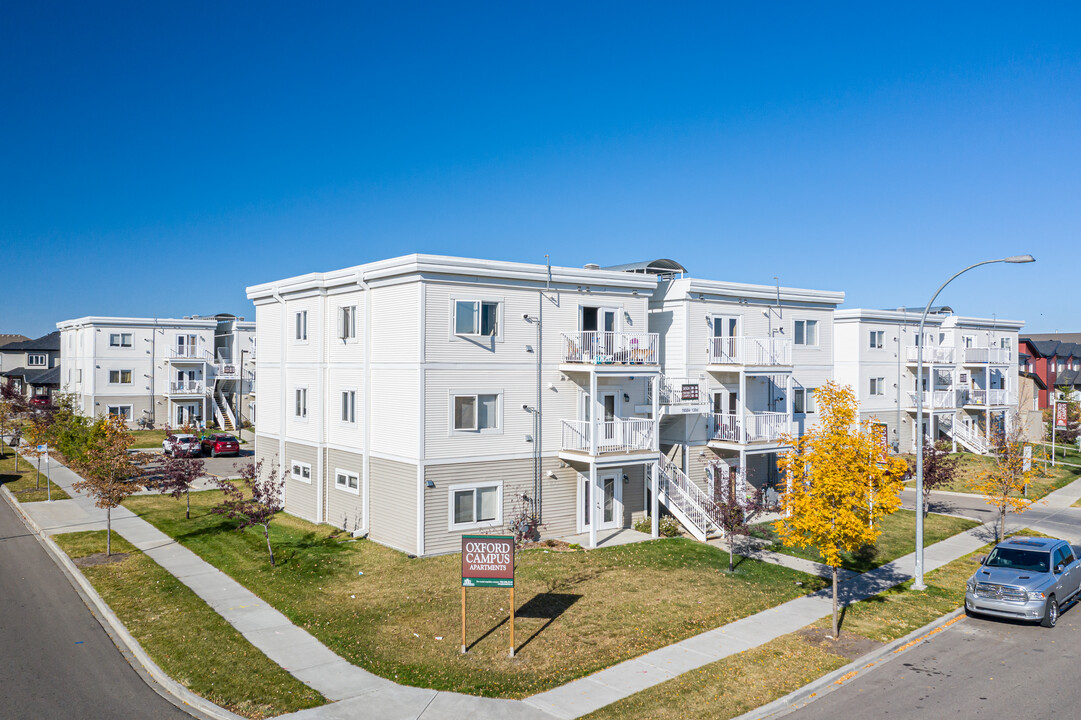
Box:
left=2, top=1, right=1078, bottom=337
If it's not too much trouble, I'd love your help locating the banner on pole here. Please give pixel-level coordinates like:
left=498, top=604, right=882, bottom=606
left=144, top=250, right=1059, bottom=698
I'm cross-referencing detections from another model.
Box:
left=1056, top=402, right=1069, bottom=428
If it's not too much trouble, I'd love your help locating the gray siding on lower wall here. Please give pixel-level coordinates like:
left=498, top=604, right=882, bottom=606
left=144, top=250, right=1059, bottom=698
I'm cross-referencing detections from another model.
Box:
left=326, top=447, right=364, bottom=534
left=622, top=463, right=646, bottom=526
left=91, top=395, right=155, bottom=428
left=283, top=441, right=319, bottom=523
left=685, top=445, right=722, bottom=493
left=369, top=456, right=418, bottom=555
left=538, top=457, right=579, bottom=539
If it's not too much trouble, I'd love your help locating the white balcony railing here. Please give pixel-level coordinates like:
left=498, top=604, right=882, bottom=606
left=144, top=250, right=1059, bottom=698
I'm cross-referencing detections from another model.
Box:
left=964, top=347, right=1012, bottom=364
left=652, top=375, right=708, bottom=406
left=966, top=389, right=1014, bottom=406
left=710, top=411, right=790, bottom=444
left=907, top=390, right=958, bottom=409
left=168, top=380, right=205, bottom=395
left=170, top=346, right=212, bottom=361
left=905, top=346, right=957, bottom=363
left=560, top=331, right=659, bottom=366
left=560, top=418, right=656, bottom=454
left=708, top=336, right=792, bottom=366
left=214, top=362, right=239, bottom=379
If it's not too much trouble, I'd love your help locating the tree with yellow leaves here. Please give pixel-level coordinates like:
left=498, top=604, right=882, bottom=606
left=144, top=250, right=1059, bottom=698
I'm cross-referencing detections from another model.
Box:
left=967, top=413, right=1033, bottom=541
left=774, top=382, right=909, bottom=638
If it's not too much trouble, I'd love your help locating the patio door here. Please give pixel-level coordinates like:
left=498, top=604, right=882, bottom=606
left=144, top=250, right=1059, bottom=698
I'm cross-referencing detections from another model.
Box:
left=712, top=315, right=739, bottom=361
left=175, top=403, right=201, bottom=426
left=176, top=334, right=198, bottom=358
left=580, top=470, right=623, bottom=532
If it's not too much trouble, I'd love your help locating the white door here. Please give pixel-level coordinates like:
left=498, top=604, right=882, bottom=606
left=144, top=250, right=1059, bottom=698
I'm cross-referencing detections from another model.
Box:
left=711, top=315, right=739, bottom=361
left=581, top=470, right=623, bottom=533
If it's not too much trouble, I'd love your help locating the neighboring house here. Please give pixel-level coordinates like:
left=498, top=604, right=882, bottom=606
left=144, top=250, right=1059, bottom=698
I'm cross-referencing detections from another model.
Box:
left=246, top=254, right=845, bottom=556
left=834, top=307, right=1023, bottom=455
left=0, top=334, right=31, bottom=371
left=1, top=331, right=61, bottom=402
left=57, top=315, right=255, bottom=430
left=1018, top=334, right=1081, bottom=408
left=1017, top=365, right=1046, bottom=442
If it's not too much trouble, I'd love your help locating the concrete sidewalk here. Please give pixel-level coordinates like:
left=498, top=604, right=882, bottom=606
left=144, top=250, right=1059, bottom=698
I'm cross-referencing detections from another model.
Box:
left=16, top=446, right=1081, bottom=720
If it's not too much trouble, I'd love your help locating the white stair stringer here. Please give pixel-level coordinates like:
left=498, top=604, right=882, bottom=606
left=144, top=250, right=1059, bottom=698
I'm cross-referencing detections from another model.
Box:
left=214, top=388, right=236, bottom=431
left=942, top=418, right=988, bottom=455
left=655, top=459, right=722, bottom=542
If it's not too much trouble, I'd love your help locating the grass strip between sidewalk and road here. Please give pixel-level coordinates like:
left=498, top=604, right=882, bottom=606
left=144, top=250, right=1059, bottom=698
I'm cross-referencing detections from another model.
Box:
left=754, top=509, right=979, bottom=573
left=0, top=453, right=69, bottom=502
left=53, top=530, right=327, bottom=720
left=585, top=528, right=1047, bottom=720
left=124, top=487, right=828, bottom=698
left=902, top=451, right=1081, bottom=498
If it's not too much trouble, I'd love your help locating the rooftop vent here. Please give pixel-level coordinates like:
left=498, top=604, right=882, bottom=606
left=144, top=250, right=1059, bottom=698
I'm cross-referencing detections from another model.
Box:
left=583, top=263, right=601, bottom=270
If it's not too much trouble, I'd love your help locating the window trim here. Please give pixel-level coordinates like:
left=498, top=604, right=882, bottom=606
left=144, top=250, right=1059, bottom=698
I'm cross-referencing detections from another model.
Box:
left=869, top=330, right=884, bottom=350
left=341, top=389, right=357, bottom=423
left=27, top=353, right=48, bottom=367
left=334, top=468, right=360, bottom=495
left=294, top=310, right=309, bottom=343
left=870, top=377, right=885, bottom=396
left=294, top=387, right=308, bottom=420
left=109, top=333, right=133, bottom=348
left=106, top=405, right=133, bottom=421
left=794, top=387, right=816, bottom=414
left=447, top=480, right=503, bottom=531
left=449, top=297, right=504, bottom=341
left=794, top=319, right=819, bottom=347
left=108, top=369, right=133, bottom=385
left=338, top=305, right=357, bottom=342
left=449, top=390, right=503, bottom=435
left=290, top=460, right=312, bottom=484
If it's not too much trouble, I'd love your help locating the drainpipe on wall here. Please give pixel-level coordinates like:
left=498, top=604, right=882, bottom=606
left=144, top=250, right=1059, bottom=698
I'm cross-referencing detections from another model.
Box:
left=356, top=270, right=372, bottom=536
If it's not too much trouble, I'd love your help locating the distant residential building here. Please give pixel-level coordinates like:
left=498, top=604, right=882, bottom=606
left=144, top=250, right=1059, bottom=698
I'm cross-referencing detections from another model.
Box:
left=834, top=307, right=1023, bottom=455
left=1, top=331, right=61, bottom=402
left=1018, top=334, right=1081, bottom=407
left=58, top=315, right=254, bottom=430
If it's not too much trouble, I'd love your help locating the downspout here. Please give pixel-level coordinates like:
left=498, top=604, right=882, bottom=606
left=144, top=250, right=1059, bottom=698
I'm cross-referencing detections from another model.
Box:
left=356, top=270, right=372, bottom=536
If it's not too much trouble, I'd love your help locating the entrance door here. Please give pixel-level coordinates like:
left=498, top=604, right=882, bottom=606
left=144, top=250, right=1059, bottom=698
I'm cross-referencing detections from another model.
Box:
left=712, top=315, right=739, bottom=361
left=581, top=470, right=623, bottom=532
left=581, top=307, right=619, bottom=360
left=176, top=334, right=198, bottom=358
left=175, top=403, right=201, bottom=427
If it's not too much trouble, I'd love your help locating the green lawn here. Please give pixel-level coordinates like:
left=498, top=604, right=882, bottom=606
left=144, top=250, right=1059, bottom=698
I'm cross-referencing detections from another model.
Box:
left=586, top=528, right=1047, bottom=720
left=755, top=509, right=979, bottom=573
left=903, top=451, right=1081, bottom=498
left=53, top=531, right=326, bottom=719
left=0, top=453, right=69, bottom=502
left=124, top=489, right=827, bottom=698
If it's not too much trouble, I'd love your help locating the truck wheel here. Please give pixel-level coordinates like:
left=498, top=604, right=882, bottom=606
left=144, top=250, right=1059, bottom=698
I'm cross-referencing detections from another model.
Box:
left=1041, top=596, right=1059, bottom=628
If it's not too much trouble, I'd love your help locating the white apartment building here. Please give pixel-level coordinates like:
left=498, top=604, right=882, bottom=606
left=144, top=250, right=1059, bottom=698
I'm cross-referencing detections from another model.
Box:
left=247, top=255, right=846, bottom=555
left=834, top=307, right=1023, bottom=455
left=58, top=314, right=255, bottom=431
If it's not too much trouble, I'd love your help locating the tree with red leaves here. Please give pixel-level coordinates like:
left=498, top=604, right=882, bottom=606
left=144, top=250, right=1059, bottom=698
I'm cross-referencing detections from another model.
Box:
left=712, top=478, right=766, bottom=573
left=156, top=452, right=206, bottom=519
left=213, top=460, right=284, bottom=565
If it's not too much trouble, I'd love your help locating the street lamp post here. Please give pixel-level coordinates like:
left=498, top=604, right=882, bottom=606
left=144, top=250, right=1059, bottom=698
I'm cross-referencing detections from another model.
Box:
left=913, top=254, right=1034, bottom=590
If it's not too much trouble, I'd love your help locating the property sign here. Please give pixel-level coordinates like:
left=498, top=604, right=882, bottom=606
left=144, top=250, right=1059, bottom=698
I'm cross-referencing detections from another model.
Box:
left=461, top=536, right=514, bottom=588
left=872, top=423, right=889, bottom=460
left=1023, top=444, right=1032, bottom=472
left=680, top=383, right=700, bottom=401
left=1056, top=402, right=1069, bottom=428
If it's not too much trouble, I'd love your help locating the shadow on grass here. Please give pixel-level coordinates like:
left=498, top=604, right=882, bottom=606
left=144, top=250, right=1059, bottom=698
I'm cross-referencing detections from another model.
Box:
left=512, top=593, right=582, bottom=655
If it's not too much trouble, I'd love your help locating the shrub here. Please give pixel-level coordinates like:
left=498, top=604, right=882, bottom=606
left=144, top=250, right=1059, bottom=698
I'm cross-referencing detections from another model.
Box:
left=634, top=515, right=682, bottom=537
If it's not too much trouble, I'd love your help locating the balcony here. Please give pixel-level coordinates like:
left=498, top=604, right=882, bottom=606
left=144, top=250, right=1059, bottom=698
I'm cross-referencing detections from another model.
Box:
left=905, top=346, right=957, bottom=364
left=709, top=411, right=790, bottom=444
left=963, top=347, right=1012, bottom=365
left=906, top=390, right=959, bottom=410
left=168, top=380, right=205, bottom=395
left=648, top=376, right=709, bottom=415
left=708, top=336, right=791, bottom=367
left=214, top=362, right=239, bottom=379
left=170, top=346, right=212, bottom=362
left=560, top=331, right=659, bottom=367
left=560, top=418, right=657, bottom=456
left=965, top=389, right=1014, bottom=407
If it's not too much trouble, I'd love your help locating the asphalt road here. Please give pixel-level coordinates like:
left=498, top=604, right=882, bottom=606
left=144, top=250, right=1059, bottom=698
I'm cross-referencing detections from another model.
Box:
left=786, top=601, right=1081, bottom=720
left=0, top=497, right=195, bottom=719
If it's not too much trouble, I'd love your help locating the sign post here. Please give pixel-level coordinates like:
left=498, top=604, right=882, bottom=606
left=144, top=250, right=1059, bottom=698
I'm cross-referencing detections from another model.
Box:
left=460, top=535, right=515, bottom=658
left=1053, top=400, right=1068, bottom=466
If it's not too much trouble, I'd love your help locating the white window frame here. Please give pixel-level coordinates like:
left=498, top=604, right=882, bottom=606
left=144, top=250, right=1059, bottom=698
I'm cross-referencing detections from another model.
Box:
left=870, top=377, right=885, bottom=396
left=794, top=387, right=816, bottom=414
left=338, top=306, right=357, bottom=342
left=449, top=391, right=502, bottom=434
left=294, top=387, right=308, bottom=420
left=27, top=353, right=47, bottom=367
left=109, top=333, right=133, bottom=348
left=794, top=320, right=819, bottom=347
left=450, top=298, right=503, bottom=341
left=290, top=460, right=312, bottom=483
left=869, top=330, right=884, bottom=349
left=108, top=369, right=133, bottom=384
left=334, top=468, right=360, bottom=495
left=294, top=310, right=308, bottom=342
left=106, top=405, right=133, bottom=421
left=341, top=389, right=356, bottom=423
left=447, top=480, right=503, bottom=531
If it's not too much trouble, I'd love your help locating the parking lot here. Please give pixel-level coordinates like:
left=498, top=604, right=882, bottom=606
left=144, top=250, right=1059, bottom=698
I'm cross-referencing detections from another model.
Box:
left=139, top=447, right=254, bottom=491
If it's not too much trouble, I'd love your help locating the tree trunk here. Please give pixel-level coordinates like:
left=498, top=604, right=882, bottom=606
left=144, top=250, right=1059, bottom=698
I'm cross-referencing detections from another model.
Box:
left=1000, top=506, right=1007, bottom=543
left=106, top=506, right=112, bottom=557
left=831, top=566, right=839, bottom=639
left=264, top=524, right=275, bottom=566
left=729, top=534, right=734, bottom=573
left=186, top=489, right=190, bottom=520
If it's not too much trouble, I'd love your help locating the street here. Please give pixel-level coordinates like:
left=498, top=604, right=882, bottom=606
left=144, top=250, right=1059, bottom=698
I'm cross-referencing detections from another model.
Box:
left=0, top=496, right=196, bottom=720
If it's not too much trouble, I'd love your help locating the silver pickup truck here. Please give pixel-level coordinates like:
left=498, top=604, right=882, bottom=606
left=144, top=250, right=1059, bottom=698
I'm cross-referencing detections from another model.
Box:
left=965, top=536, right=1081, bottom=628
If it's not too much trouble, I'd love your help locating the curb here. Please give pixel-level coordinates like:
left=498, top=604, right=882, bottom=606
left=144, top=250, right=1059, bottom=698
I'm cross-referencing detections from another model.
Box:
left=730, top=607, right=966, bottom=720
left=0, top=483, right=246, bottom=720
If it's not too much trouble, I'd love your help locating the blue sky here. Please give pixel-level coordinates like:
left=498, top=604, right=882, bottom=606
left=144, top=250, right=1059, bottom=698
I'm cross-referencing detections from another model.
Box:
left=2, top=1, right=1078, bottom=337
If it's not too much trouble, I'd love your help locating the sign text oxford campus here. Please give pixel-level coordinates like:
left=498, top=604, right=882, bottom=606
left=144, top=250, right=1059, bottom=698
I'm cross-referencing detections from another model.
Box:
left=461, top=535, right=514, bottom=588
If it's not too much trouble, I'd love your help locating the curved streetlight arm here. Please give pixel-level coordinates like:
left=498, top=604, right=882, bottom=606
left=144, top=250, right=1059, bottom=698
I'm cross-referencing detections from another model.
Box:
left=913, top=255, right=1034, bottom=591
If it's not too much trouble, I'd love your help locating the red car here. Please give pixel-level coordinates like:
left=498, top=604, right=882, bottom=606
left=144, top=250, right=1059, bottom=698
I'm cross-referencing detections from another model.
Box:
left=201, top=433, right=240, bottom=457
left=29, top=396, right=51, bottom=407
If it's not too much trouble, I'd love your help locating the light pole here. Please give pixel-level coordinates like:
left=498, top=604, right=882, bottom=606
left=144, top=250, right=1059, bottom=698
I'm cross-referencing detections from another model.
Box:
left=913, top=254, right=1034, bottom=590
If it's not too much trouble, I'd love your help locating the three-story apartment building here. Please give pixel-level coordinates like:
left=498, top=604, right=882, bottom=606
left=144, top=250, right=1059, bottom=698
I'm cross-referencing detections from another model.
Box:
left=58, top=315, right=255, bottom=430
left=834, top=307, right=1023, bottom=454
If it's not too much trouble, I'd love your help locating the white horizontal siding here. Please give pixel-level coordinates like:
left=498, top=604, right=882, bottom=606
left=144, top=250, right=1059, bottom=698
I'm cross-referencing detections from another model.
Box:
left=370, top=282, right=419, bottom=363
left=369, top=368, right=419, bottom=459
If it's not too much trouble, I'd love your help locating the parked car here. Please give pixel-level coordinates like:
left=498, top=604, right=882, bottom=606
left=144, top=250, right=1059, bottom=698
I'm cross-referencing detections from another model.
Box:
left=29, top=396, right=51, bottom=407
left=162, top=433, right=201, bottom=457
left=965, top=536, right=1081, bottom=628
left=201, top=433, right=240, bottom=458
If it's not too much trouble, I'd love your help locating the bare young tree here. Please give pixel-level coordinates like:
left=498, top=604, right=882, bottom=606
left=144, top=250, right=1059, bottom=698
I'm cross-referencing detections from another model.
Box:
left=710, top=471, right=766, bottom=572
left=213, top=460, right=284, bottom=565
left=155, top=452, right=206, bottom=519
left=908, top=440, right=961, bottom=517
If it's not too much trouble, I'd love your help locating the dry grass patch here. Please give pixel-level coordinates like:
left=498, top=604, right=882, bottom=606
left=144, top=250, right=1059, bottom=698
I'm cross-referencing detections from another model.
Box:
left=124, top=489, right=827, bottom=698
left=0, top=453, right=69, bottom=502
left=53, top=530, right=326, bottom=719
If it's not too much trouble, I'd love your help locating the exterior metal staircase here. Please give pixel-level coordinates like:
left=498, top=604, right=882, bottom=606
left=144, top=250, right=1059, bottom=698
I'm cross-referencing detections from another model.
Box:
left=941, top=417, right=989, bottom=455
left=655, top=458, right=722, bottom=541
left=213, top=388, right=236, bottom=431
